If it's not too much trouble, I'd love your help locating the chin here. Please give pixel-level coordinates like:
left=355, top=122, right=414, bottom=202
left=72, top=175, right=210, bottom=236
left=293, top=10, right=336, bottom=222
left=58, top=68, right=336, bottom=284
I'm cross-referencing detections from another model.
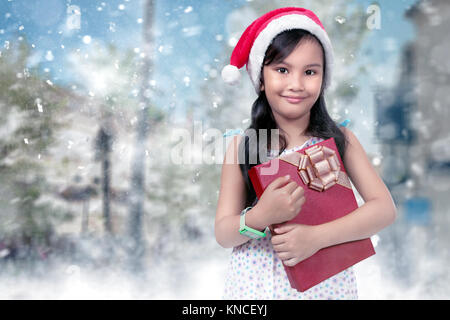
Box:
left=277, top=111, right=307, bottom=120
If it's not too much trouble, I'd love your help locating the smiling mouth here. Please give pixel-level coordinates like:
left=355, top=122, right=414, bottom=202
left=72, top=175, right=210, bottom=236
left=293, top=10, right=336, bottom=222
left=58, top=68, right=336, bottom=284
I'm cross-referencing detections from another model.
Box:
left=282, top=96, right=306, bottom=103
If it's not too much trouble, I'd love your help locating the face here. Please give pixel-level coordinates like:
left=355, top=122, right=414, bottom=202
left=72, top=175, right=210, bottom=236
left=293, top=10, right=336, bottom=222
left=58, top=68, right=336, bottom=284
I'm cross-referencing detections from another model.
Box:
left=261, top=38, right=324, bottom=122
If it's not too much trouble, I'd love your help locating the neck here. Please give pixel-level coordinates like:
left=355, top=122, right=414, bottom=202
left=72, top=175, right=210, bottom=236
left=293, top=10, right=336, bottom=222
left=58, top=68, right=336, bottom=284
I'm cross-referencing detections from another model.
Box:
left=273, top=111, right=311, bottom=145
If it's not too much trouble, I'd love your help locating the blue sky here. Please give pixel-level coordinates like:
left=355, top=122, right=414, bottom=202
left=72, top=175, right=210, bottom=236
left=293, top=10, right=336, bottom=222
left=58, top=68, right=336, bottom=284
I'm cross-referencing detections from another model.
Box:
left=356, top=0, right=417, bottom=66
left=0, top=0, right=418, bottom=121
left=0, top=0, right=245, bottom=109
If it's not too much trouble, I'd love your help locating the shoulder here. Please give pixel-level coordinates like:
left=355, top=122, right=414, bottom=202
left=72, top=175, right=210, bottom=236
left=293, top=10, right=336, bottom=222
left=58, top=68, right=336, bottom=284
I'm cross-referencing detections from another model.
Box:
left=224, top=134, right=244, bottom=164
left=339, top=126, right=357, bottom=145
left=338, top=126, right=389, bottom=202
left=339, top=126, right=365, bottom=157
left=338, top=126, right=365, bottom=165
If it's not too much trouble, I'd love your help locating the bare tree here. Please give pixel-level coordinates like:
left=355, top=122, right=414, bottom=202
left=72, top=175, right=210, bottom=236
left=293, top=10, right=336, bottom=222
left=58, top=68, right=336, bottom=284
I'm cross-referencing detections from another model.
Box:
left=95, top=118, right=113, bottom=235
left=127, top=0, right=155, bottom=273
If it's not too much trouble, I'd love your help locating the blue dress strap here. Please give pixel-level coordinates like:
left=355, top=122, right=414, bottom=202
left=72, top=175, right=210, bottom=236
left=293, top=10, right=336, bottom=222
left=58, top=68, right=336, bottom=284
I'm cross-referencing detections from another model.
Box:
left=339, top=119, right=350, bottom=128
left=223, top=128, right=244, bottom=137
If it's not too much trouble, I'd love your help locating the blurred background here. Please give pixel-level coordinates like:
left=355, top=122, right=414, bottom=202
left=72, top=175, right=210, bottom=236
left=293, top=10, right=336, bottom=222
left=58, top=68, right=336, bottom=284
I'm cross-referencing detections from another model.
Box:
left=0, top=0, right=448, bottom=299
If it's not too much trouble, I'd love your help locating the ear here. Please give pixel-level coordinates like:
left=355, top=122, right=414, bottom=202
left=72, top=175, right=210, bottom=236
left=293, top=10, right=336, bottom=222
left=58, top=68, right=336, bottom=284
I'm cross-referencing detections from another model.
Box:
left=259, top=73, right=265, bottom=91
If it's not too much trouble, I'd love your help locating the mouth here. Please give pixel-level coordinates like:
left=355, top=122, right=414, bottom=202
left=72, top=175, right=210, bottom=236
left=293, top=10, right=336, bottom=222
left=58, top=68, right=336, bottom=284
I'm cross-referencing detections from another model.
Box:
left=282, top=96, right=306, bottom=104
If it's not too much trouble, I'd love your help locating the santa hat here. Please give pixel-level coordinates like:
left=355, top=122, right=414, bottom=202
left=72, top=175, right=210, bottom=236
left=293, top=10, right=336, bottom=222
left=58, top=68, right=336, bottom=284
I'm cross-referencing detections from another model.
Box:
left=221, top=7, right=334, bottom=93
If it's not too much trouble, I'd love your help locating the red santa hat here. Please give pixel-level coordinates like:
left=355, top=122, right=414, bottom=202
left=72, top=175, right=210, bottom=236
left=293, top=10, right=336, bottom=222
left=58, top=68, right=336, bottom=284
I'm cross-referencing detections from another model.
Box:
left=221, top=7, right=334, bottom=93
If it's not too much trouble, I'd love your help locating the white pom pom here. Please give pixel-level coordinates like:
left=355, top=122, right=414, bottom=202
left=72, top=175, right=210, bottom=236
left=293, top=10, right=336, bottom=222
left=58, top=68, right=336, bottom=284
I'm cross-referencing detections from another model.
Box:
left=221, top=65, right=241, bottom=85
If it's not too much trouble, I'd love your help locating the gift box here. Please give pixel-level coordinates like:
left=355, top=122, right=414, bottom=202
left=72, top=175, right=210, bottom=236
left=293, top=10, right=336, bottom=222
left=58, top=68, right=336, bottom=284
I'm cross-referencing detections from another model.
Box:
left=248, top=137, right=375, bottom=292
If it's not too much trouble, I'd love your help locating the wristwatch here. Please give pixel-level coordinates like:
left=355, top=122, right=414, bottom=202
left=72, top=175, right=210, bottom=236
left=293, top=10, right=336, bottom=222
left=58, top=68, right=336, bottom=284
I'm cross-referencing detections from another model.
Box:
left=239, top=207, right=267, bottom=239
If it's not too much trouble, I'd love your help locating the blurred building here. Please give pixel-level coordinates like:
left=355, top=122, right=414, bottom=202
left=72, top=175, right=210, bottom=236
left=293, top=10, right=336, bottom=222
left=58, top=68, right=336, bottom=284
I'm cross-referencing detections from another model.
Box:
left=375, top=0, right=450, bottom=294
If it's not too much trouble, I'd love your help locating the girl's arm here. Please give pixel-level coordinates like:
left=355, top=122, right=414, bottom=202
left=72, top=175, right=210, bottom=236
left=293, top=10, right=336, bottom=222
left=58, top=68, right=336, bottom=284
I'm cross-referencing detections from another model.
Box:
left=214, top=135, right=268, bottom=248
left=315, top=127, right=397, bottom=248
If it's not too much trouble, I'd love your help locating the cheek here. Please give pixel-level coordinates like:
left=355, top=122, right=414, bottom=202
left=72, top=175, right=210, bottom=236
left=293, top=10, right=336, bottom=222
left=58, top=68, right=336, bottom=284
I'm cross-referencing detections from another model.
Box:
left=307, top=77, right=323, bottom=95
left=264, top=76, right=284, bottom=95
left=262, top=69, right=282, bottom=91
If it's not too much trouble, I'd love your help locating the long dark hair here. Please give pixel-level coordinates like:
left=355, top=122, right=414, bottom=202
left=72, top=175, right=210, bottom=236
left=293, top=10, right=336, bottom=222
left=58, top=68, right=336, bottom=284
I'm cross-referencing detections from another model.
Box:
left=239, top=29, right=348, bottom=208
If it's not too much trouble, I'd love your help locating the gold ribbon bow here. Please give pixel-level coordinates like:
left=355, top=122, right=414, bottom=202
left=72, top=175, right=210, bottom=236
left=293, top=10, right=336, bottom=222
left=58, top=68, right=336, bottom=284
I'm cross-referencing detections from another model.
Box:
left=279, top=145, right=352, bottom=192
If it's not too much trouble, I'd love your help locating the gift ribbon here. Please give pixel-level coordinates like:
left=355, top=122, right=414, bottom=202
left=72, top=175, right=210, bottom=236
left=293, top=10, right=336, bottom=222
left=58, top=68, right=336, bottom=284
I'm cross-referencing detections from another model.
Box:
left=279, top=144, right=352, bottom=192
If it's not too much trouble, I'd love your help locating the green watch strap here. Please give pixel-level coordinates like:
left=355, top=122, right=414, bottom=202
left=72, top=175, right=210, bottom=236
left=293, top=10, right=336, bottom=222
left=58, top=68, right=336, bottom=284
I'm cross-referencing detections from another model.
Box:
left=239, top=210, right=267, bottom=239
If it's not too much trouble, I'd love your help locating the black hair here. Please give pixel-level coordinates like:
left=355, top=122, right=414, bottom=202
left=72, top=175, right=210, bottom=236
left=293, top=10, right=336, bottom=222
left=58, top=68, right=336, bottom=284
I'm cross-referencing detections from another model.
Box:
left=238, top=29, right=348, bottom=208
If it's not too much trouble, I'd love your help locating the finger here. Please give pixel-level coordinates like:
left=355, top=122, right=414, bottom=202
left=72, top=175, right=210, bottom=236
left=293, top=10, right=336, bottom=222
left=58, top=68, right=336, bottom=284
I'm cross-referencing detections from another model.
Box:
left=283, top=257, right=300, bottom=267
left=272, top=242, right=288, bottom=252
left=270, top=234, right=285, bottom=245
left=269, top=175, right=291, bottom=190
left=293, top=194, right=306, bottom=209
left=290, top=185, right=304, bottom=201
left=281, top=181, right=298, bottom=194
left=277, top=251, right=294, bottom=261
left=274, top=224, right=297, bottom=234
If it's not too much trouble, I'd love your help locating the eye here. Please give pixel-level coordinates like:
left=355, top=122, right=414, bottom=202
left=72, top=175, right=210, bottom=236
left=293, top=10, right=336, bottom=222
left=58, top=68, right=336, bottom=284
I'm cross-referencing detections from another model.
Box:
left=305, top=70, right=317, bottom=76
left=276, top=67, right=288, bottom=74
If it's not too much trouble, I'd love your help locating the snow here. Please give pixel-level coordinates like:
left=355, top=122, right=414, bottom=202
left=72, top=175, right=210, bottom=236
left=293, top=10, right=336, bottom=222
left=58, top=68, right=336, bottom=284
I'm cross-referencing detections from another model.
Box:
left=0, top=245, right=446, bottom=299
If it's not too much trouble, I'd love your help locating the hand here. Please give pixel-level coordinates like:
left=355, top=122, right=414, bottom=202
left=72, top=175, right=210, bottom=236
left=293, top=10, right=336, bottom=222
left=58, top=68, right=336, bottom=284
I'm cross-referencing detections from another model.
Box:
left=255, top=175, right=305, bottom=226
left=271, top=223, right=322, bottom=267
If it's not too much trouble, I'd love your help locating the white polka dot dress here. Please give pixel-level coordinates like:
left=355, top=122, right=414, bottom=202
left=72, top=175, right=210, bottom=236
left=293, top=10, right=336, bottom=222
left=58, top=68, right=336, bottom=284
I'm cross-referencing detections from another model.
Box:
left=222, top=137, right=358, bottom=300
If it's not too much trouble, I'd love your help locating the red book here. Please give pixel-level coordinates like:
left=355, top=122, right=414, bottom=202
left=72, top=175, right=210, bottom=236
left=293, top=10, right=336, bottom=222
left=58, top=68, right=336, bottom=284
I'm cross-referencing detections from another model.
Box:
left=248, top=137, right=375, bottom=292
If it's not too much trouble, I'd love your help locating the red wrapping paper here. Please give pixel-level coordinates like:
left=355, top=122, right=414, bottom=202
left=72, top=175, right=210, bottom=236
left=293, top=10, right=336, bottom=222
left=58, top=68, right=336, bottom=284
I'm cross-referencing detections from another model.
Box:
left=248, top=137, right=375, bottom=292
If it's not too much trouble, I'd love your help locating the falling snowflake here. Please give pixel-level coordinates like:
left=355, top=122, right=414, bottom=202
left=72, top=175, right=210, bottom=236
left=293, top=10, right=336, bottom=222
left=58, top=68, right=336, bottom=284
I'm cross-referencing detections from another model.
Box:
left=335, top=16, right=346, bottom=24
left=82, top=35, right=92, bottom=44
left=183, top=76, right=190, bottom=87
left=35, top=98, right=43, bottom=113
left=45, top=51, right=54, bottom=61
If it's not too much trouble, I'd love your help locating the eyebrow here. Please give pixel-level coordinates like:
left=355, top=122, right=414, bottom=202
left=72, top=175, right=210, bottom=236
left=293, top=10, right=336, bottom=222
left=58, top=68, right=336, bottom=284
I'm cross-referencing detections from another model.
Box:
left=276, top=61, right=322, bottom=68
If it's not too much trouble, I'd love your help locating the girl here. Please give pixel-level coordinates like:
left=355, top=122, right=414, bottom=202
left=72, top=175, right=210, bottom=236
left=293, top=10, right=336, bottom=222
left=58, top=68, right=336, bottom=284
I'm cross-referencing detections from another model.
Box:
left=215, top=7, right=397, bottom=299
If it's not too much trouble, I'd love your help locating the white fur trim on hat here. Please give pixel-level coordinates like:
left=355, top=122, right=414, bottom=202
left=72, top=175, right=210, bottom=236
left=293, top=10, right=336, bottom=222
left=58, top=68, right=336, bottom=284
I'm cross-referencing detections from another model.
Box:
left=221, top=64, right=241, bottom=85
left=247, top=14, right=334, bottom=93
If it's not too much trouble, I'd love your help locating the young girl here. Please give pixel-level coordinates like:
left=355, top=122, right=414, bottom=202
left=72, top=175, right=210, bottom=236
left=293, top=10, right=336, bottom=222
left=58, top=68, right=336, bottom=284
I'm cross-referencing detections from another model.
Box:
left=215, top=7, right=397, bottom=299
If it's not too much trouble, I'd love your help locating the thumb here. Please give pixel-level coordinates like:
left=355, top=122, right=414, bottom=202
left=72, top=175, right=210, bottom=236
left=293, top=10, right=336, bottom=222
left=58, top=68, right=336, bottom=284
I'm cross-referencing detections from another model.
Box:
left=274, top=224, right=296, bottom=234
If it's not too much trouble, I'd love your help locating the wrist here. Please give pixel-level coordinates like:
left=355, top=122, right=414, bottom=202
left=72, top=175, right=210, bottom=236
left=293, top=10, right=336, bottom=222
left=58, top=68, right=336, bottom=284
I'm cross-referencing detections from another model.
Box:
left=244, top=205, right=270, bottom=231
left=314, top=223, right=331, bottom=249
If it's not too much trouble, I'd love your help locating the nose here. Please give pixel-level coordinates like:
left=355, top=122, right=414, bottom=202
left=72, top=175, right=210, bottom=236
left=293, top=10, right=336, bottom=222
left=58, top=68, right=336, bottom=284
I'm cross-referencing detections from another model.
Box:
left=288, top=72, right=305, bottom=91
